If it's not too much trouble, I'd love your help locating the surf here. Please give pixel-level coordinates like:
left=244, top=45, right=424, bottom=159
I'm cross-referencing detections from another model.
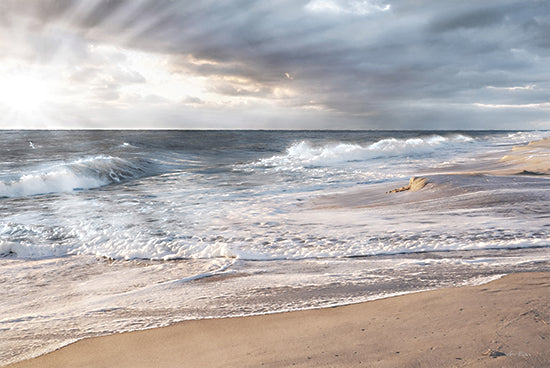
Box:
left=253, top=134, right=474, bottom=171
left=0, top=155, right=156, bottom=198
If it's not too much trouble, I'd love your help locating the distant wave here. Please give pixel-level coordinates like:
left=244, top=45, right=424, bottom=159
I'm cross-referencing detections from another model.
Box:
left=253, top=134, right=473, bottom=170
left=500, top=131, right=550, bottom=145
left=0, top=155, right=154, bottom=198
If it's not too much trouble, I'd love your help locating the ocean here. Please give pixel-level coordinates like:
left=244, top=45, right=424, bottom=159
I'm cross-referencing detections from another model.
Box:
left=1, top=130, right=550, bottom=364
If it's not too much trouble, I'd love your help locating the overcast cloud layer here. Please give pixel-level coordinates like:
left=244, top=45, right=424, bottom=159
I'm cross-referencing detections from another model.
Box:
left=0, top=0, right=549, bottom=129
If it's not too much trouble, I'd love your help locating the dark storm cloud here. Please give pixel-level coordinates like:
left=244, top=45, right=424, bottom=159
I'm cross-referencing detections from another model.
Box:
left=428, top=4, right=515, bottom=33
left=3, top=0, right=550, bottom=128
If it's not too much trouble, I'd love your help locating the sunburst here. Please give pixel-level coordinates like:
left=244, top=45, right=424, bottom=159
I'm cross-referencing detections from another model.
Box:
left=0, top=71, right=52, bottom=115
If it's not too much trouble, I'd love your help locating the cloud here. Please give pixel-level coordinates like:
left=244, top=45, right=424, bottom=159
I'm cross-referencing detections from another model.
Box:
left=182, top=96, right=204, bottom=105
left=473, top=102, right=550, bottom=109
left=305, top=0, right=390, bottom=15
left=486, top=84, right=536, bottom=91
left=1, top=0, right=549, bottom=129
left=428, top=4, right=513, bottom=33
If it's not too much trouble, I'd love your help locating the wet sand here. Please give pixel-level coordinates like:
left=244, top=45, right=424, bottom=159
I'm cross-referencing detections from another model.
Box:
left=7, top=272, right=550, bottom=368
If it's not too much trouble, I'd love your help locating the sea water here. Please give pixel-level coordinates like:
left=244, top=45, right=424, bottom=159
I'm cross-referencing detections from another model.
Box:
left=1, top=130, right=550, bottom=364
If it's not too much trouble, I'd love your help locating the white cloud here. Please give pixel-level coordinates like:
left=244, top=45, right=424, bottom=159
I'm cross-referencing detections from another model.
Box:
left=486, top=85, right=536, bottom=91
left=305, top=0, right=344, bottom=14
left=305, top=0, right=390, bottom=15
left=473, top=102, right=550, bottom=109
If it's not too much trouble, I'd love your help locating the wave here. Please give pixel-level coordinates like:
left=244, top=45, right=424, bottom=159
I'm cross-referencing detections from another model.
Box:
left=0, top=155, right=154, bottom=198
left=467, top=130, right=550, bottom=148
left=2, top=221, right=547, bottom=261
left=253, top=134, right=473, bottom=170
left=502, top=131, right=550, bottom=145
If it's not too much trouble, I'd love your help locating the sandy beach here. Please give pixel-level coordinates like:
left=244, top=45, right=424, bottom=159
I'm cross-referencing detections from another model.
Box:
left=3, top=133, right=550, bottom=367
left=7, top=271, right=549, bottom=368
left=2, top=0, right=550, bottom=363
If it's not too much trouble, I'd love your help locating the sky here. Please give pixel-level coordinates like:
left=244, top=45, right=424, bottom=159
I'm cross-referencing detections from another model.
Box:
left=0, top=0, right=549, bottom=130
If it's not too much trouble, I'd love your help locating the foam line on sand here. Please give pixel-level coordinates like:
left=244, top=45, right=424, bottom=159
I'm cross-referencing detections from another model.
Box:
left=6, top=272, right=550, bottom=368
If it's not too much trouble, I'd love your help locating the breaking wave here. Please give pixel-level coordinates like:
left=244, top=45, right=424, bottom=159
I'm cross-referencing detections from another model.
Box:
left=0, top=155, right=155, bottom=198
left=254, top=134, right=473, bottom=170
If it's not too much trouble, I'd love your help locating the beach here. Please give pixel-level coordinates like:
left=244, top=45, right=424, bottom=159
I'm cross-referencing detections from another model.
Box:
left=2, top=0, right=550, bottom=365
left=7, top=271, right=550, bottom=368
left=1, top=130, right=550, bottom=365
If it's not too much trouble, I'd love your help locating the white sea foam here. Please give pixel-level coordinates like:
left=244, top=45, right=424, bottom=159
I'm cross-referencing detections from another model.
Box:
left=119, top=142, right=137, bottom=149
left=0, top=240, right=70, bottom=259
left=254, top=134, right=473, bottom=171
left=491, top=130, right=550, bottom=145
left=2, top=204, right=548, bottom=261
left=0, top=167, right=105, bottom=198
left=0, top=155, right=150, bottom=198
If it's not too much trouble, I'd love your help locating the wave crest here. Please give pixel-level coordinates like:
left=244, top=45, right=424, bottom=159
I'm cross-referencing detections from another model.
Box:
left=254, top=134, right=473, bottom=170
left=0, top=155, right=151, bottom=198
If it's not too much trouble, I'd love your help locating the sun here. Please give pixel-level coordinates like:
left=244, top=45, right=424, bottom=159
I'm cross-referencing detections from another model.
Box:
left=0, top=71, right=52, bottom=115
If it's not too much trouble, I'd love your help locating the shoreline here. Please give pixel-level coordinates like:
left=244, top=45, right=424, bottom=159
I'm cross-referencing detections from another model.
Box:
left=7, top=271, right=550, bottom=368
left=3, top=134, right=550, bottom=367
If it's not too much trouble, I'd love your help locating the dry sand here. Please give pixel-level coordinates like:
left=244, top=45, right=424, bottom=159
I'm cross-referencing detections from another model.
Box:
left=387, top=176, right=429, bottom=193
left=8, top=272, right=550, bottom=368
left=499, top=137, right=550, bottom=175
left=453, top=136, right=550, bottom=176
